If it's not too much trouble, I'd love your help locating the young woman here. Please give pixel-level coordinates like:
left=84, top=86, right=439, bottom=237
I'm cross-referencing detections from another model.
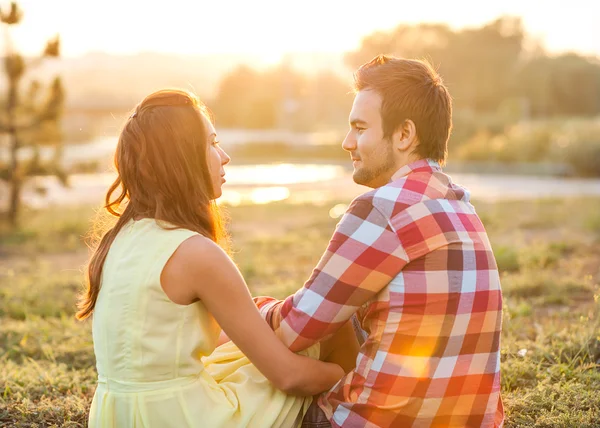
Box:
left=77, top=89, right=358, bottom=427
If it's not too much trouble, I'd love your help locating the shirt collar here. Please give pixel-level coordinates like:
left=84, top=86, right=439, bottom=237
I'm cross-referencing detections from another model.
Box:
left=390, top=158, right=442, bottom=182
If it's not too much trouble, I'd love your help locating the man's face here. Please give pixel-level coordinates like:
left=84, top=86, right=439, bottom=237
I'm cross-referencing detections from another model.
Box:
left=342, top=90, right=397, bottom=188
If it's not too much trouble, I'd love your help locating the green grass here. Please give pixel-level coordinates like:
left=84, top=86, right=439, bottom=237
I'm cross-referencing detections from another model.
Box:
left=0, top=205, right=93, bottom=254
left=1, top=197, right=600, bottom=426
left=0, top=265, right=85, bottom=320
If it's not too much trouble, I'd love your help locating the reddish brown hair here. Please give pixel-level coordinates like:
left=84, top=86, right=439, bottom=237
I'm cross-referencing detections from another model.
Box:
left=76, top=89, right=228, bottom=320
left=354, top=55, right=452, bottom=164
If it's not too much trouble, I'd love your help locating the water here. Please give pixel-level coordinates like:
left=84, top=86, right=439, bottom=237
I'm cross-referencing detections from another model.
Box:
left=19, top=164, right=353, bottom=208
left=0, top=129, right=341, bottom=168
left=16, top=163, right=600, bottom=209
left=5, top=135, right=600, bottom=209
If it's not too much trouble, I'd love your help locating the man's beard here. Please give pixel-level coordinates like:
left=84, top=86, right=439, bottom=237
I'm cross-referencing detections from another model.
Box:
left=353, top=147, right=396, bottom=188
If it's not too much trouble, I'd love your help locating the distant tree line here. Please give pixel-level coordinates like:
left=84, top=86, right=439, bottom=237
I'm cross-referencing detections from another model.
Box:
left=212, top=17, right=600, bottom=131
left=211, top=63, right=352, bottom=132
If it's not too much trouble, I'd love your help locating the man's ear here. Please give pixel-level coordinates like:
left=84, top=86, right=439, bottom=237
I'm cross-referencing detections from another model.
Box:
left=392, top=119, right=418, bottom=152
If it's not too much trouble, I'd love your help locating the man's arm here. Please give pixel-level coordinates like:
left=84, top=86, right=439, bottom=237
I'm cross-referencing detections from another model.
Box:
left=254, top=196, right=409, bottom=352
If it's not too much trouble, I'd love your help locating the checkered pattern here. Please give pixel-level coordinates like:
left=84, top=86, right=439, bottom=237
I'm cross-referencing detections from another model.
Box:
left=255, top=159, right=504, bottom=427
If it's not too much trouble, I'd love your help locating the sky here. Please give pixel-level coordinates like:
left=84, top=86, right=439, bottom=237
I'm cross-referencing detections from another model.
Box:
left=2, top=0, right=599, bottom=62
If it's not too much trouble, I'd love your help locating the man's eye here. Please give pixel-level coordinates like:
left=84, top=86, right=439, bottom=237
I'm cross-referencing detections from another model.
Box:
left=356, top=128, right=365, bottom=133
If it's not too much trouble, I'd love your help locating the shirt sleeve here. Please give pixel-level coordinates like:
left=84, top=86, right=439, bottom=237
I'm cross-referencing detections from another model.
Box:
left=253, top=197, right=409, bottom=351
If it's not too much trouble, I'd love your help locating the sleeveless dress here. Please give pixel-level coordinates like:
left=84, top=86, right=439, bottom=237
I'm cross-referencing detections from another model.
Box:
left=88, top=218, right=319, bottom=427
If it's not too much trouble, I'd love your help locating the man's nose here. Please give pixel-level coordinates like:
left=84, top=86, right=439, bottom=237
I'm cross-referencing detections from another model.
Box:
left=342, top=131, right=356, bottom=152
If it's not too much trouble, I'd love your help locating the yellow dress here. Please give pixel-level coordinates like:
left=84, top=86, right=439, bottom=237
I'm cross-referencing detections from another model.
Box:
left=89, top=218, right=318, bottom=427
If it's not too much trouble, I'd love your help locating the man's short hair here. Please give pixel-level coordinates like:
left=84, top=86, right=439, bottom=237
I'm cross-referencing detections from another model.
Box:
left=354, top=55, right=452, bottom=164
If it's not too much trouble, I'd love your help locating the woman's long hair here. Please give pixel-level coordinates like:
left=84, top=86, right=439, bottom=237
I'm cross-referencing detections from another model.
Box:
left=76, top=89, right=228, bottom=320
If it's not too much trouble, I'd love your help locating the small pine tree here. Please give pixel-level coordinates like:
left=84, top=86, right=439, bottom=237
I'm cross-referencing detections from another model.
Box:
left=0, top=1, right=65, bottom=227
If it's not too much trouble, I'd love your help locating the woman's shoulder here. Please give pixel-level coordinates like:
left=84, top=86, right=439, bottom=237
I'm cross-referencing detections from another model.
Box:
left=161, top=233, right=233, bottom=304
left=169, top=234, right=228, bottom=270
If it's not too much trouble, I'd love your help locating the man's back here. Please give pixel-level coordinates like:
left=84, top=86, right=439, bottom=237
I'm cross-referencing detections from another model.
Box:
left=256, top=160, right=504, bottom=427
left=324, top=160, right=503, bottom=427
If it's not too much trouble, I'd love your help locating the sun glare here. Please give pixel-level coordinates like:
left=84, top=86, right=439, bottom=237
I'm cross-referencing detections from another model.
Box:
left=4, top=0, right=598, bottom=59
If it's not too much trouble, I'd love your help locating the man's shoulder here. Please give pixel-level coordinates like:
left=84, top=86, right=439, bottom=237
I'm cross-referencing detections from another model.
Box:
left=349, top=177, right=479, bottom=232
left=350, top=177, right=424, bottom=221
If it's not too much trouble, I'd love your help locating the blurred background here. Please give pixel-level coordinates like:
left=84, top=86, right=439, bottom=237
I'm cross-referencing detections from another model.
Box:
left=1, top=0, right=600, bottom=213
left=1, top=1, right=599, bottom=426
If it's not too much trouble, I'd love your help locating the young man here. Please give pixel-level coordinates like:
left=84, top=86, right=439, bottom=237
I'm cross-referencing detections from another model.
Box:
left=255, top=55, right=504, bottom=428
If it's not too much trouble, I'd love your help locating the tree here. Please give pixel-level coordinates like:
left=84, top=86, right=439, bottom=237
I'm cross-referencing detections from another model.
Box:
left=212, top=65, right=264, bottom=128
left=514, top=54, right=600, bottom=117
left=0, top=1, right=65, bottom=226
left=344, top=17, right=525, bottom=113
left=213, top=64, right=351, bottom=131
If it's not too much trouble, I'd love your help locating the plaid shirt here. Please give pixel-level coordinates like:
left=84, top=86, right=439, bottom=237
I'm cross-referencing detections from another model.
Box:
left=254, top=159, right=504, bottom=427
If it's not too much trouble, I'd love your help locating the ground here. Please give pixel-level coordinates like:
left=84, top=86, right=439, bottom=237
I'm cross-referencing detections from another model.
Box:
left=1, top=197, right=599, bottom=427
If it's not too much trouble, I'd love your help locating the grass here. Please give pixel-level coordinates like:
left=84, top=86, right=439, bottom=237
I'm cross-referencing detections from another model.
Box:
left=1, top=197, right=599, bottom=427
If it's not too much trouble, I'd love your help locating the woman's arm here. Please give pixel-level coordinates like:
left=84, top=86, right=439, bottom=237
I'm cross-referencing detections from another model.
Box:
left=161, top=236, right=344, bottom=396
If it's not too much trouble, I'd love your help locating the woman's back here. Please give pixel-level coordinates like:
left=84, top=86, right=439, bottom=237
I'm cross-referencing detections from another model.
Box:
left=89, top=218, right=321, bottom=427
left=92, top=218, right=220, bottom=384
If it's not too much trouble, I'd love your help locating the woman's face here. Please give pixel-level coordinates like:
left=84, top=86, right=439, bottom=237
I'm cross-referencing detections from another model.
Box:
left=203, top=115, right=230, bottom=199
